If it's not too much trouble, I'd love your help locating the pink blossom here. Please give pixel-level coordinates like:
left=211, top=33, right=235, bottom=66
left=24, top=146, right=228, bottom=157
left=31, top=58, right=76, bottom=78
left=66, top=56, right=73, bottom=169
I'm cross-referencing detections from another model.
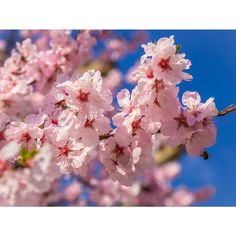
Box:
left=56, top=70, right=113, bottom=116
left=103, top=69, right=122, bottom=92
left=51, top=137, right=92, bottom=175
left=182, top=91, right=218, bottom=126
left=26, top=144, right=61, bottom=194
left=140, top=36, right=192, bottom=85
left=103, top=38, right=127, bottom=61
left=5, top=120, right=43, bottom=149
left=165, top=187, right=195, bottom=206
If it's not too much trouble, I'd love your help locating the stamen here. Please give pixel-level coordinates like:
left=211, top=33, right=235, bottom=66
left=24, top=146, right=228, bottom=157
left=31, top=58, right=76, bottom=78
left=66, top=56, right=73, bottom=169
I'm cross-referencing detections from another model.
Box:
left=158, top=57, right=172, bottom=72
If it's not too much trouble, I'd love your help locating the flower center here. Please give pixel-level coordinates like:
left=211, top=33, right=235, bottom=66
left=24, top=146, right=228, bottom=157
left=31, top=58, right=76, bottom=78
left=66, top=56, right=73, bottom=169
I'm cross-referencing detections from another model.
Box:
left=84, top=119, right=95, bottom=128
left=146, top=69, right=154, bottom=79
left=112, top=159, right=119, bottom=166
left=51, top=118, right=58, bottom=125
left=21, top=132, right=31, bottom=143
left=131, top=119, right=142, bottom=135
left=202, top=118, right=210, bottom=127
left=158, top=57, right=172, bottom=72
left=55, top=99, right=66, bottom=109
left=112, top=144, right=124, bottom=156
left=77, top=90, right=90, bottom=102
left=59, top=145, right=70, bottom=157
left=152, top=79, right=165, bottom=93
left=174, top=113, right=188, bottom=129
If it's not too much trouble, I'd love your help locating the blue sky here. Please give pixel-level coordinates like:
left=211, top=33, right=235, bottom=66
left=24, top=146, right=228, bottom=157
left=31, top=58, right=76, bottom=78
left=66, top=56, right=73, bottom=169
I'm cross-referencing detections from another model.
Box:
left=116, top=30, right=236, bottom=206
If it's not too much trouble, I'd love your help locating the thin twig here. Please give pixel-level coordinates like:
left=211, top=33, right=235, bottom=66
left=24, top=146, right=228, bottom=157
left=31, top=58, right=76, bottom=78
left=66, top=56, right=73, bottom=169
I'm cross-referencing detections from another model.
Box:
left=217, top=104, right=236, bottom=117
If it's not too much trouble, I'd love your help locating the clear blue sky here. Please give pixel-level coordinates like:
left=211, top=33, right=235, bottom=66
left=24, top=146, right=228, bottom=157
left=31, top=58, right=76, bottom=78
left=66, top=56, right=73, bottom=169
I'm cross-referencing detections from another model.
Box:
left=116, top=30, right=236, bottom=206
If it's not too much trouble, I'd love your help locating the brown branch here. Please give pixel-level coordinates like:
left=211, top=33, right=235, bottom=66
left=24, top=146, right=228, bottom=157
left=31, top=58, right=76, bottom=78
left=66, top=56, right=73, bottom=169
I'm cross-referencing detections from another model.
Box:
left=77, top=176, right=95, bottom=189
left=217, top=104, right=236, bottom=117
left=99, top=133, right=114, bottom=141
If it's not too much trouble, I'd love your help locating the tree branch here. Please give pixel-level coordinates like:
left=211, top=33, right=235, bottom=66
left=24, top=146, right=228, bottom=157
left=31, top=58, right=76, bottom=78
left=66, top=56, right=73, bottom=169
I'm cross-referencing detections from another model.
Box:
left=77, top=176, right=95, bottom=189
left=99, top=133, right=114, bottom=141
left=217, top=104, right=236, bottom=117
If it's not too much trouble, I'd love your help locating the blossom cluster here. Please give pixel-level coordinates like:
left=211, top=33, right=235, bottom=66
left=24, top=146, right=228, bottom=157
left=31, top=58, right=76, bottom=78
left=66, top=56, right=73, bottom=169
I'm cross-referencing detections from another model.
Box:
left=100, top=36, right=218, bottom=186
left=0, top=31, right=220, bottom=206
left=62, top=161, right=213, bottom=206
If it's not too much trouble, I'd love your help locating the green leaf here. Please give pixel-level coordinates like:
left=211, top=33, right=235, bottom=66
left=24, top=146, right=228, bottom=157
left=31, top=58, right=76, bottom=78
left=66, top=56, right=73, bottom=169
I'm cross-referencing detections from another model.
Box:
left=176, top=44, right=181, bottom=54
left=18, top=147, right=39, bottom=166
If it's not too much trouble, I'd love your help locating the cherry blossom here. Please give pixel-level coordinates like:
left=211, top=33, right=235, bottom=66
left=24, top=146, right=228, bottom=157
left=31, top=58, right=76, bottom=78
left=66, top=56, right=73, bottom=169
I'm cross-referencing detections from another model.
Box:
left=0, top=30, right=230, bottom=206
left=140, top=35, right=192, bottom=85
